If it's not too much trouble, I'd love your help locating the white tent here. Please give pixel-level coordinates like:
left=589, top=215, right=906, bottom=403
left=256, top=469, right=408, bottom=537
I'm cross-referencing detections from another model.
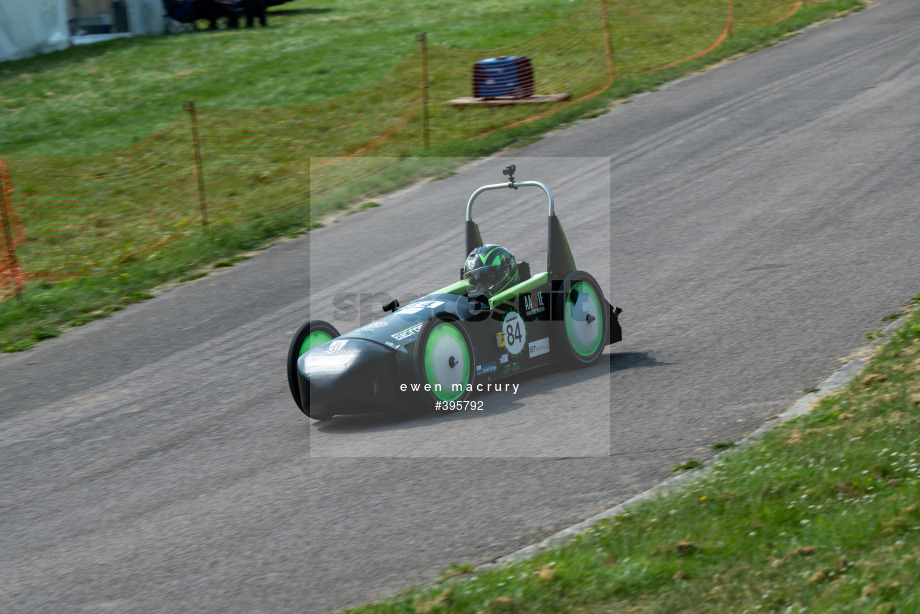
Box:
left=127, top=0, right=166, bottom=36
left=0, top=0, right=70, bottom=62
left=0, top=0, right=166, bottom=63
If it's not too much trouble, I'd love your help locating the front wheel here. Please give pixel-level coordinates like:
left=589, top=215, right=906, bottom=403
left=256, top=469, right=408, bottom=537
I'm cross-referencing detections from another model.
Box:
left=287, top=320, right=340, bottom=413
left=555, top=272, right=608, bottom=366
left=413, top=312, right=475, bottom=409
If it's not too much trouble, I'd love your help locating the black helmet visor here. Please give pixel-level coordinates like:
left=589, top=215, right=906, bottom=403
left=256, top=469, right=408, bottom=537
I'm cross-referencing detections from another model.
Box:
left=463, top=265, right=504, bottom=294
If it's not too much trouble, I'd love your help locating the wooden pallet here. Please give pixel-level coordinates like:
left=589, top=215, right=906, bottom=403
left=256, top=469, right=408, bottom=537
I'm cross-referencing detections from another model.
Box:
left=445, top=93, right=571, bottom=107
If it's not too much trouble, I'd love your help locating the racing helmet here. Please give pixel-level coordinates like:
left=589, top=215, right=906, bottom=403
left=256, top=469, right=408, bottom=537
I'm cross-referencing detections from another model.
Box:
left=463, top=244, right=520, bottom=297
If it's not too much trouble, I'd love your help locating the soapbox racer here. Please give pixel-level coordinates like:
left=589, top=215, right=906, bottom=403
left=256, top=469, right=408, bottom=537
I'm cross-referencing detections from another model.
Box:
left=287, top=165, right=622, bottom=420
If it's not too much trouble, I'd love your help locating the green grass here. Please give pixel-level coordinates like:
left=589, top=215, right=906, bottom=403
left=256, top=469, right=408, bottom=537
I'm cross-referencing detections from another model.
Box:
left=0, top=0, right=578, bottom=158
left=347, top=295, right=920, bottom=613
left=213, top=255, right=250, bottom=268
left=0, top=207, right=315, bottom=352
left=672, top=459, right=704, bottom=472
left=0, top=0, right=866, bottom=349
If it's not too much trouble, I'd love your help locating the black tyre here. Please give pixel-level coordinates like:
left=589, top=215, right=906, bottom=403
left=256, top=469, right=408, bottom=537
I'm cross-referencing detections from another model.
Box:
left=554, top=272, right=608, bottom=366
left=413, top=312, right=475, bottom=409
left=287, top=320, right=340, bottom=412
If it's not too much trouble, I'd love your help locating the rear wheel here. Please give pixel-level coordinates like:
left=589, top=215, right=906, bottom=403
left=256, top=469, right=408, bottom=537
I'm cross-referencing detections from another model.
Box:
left=287, top=320, right=340, bottom=412
left=556, top=272, right=608, bottom=366
left=413, top=313, right=475, bottom=408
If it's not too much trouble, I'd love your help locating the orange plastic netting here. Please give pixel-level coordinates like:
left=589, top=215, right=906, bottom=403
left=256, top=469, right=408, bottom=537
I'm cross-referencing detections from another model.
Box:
left=0, top=0, right=823, bottom=300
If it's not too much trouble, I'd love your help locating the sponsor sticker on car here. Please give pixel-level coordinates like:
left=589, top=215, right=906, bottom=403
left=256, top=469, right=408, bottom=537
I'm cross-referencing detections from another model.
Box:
left=476, top=361, right=498, bottom=376
left=528, top=336, right=550, bottom=358
left=329, top=339, right=349, bottom=352
left=499, top=354, right=509, bottom=364
left=391, top=323, right=423, bottom=341
left=398, top=300, right=445, bottom=314
left=523, top=291, right=545, bottom=317
left=352, top=320, right=390, bottom=334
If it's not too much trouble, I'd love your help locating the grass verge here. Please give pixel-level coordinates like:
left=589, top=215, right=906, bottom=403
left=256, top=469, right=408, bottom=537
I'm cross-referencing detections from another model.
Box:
left=0, top=206, right=314, bottom=352
left=347, top=294, right=920, bottom=613
left=0, top=0, right=866, bottom=350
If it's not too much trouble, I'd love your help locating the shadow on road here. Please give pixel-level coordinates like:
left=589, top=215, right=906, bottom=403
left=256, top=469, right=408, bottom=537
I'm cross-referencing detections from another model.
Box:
left=609, top=351, right=671, bottom=373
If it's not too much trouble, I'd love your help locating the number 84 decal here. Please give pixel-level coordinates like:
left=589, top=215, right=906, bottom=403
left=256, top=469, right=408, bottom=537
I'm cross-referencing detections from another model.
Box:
left=497, top=311, right=526, bottom=355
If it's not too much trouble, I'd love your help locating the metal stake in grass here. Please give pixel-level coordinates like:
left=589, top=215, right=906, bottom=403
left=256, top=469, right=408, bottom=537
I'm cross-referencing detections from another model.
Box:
left=417, top=32, right=430, bottom=151
left=184, top=100, right=210, bottom=233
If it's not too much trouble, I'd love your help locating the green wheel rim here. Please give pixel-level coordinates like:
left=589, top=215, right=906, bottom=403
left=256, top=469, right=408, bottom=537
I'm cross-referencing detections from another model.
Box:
left=300, top=330, right=333, bottom=356
left=423, top=322, right=470, bottom=402
left=565, top=281, right=603, bottom=358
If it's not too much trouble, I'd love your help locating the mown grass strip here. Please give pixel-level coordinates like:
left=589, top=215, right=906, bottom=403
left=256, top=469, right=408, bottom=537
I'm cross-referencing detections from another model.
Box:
left=0, top=0, right=582, bottom=159
left=347, top=294, right=920, bottom=613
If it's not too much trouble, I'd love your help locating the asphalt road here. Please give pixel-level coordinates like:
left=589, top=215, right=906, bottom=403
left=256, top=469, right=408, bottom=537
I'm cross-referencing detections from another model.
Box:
left=2, top=0, right=920, bottom=611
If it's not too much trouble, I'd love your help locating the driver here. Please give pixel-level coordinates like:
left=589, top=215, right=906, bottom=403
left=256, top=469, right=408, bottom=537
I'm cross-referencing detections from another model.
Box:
left=463, top=244, right=520, bottom=298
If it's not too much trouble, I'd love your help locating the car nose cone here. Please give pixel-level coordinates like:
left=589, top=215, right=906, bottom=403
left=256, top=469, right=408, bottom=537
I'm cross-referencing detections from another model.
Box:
left=297, top=338, right=398, bottom=416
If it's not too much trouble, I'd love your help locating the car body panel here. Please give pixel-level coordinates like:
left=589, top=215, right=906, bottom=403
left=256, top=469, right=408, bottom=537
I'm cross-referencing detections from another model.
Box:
left=289, top=166, right=622, bottom=419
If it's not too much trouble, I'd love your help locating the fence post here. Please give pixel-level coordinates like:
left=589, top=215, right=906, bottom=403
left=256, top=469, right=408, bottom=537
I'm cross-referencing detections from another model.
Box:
left=600, top=0, right=615, bottom=79
left=184, top=100, right=210, bottom=232
left=417, top=32, right=430, bottom=151
left=0, top=160, right=24, bottom=300
left=729, top=0, right=734, bottom=37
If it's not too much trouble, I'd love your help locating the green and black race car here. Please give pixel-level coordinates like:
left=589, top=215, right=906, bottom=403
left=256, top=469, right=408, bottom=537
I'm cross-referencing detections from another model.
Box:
left=287, top=165, right=622, bottom=420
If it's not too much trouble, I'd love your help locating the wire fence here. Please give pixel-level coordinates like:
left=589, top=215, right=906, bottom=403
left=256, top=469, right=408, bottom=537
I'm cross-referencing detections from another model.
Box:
left=0, top=0, right=831, bottom=301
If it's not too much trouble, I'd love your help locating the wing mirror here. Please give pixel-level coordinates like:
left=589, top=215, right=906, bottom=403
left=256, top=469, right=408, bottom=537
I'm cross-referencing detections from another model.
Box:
left=382, top=299, right=400, bottom=313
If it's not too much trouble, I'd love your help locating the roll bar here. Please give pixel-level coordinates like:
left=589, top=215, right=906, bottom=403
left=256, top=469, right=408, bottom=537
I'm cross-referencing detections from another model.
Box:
left=465, top=180, right=554, bottom=222
left=464, top=163, right=576, bottom=278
